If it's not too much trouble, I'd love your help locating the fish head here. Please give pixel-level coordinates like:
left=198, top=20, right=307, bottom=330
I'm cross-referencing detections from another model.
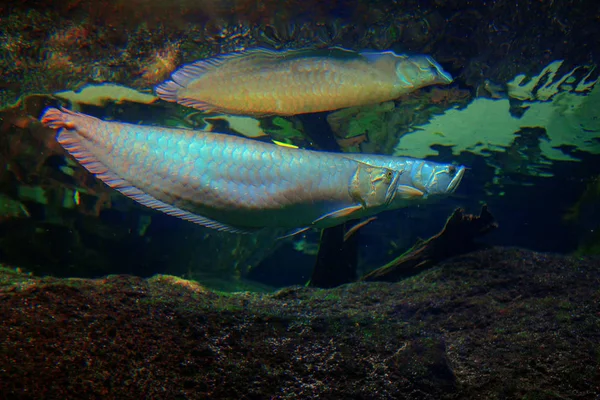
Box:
left=408, top=160, right=466, bottom=197
left=394, top=55, right=453, bottom=89
left=343, top=155, right=466, bottom=208
left=386, top=160, right=466, bottom=206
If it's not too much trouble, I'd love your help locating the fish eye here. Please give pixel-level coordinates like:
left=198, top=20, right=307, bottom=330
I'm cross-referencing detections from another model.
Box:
left=448, top=165, right=456, bottom=175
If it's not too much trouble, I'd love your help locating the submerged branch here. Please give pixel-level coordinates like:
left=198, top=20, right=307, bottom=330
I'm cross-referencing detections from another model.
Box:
left=360, top=205, right=498, bottom=282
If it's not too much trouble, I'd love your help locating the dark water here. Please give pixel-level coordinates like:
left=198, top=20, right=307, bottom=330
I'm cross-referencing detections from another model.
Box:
left=0, top=0, right=599, bottom=289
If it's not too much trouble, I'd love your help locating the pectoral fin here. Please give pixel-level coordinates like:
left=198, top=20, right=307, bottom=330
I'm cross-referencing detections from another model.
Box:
left=396, top=185, right=425, bottom=199
left=312, top=205, right=363, bottom=226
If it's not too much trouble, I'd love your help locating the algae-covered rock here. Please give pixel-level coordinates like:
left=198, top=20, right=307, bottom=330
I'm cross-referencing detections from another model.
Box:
left=1, top=247, right=598, bottom=398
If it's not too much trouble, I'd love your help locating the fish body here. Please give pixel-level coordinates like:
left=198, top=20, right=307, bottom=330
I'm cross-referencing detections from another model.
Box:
left=41, top=108, right=465, bottom=233
left=156, top=48, right=453, bottom=115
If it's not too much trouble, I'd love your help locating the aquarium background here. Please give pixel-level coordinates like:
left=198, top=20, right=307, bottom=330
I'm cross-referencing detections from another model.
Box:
left=1, top=0, right=599, bottom=286
left=2, top=1, right=600, bottom=399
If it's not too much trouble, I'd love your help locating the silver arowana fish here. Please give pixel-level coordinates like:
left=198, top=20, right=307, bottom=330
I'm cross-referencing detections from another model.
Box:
left=41, top=108, right=465, bottom=233
left=155, top=47, right=453, bottom=115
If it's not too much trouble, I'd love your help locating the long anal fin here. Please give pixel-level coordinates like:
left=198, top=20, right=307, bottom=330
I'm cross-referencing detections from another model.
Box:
left=177, top=97, right=221, bottom=114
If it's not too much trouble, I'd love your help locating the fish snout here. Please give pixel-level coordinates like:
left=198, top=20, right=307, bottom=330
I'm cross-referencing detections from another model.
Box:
left=446, top=165, right=466, bottom=193
left=426, top=56, right=453, bottom=85
left=395, top=55, right=453, bottom=89
left=425, top=164, right=466, bottom=195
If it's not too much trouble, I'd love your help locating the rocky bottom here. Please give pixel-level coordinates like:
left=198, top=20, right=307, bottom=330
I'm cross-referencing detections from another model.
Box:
left=1, top=247, right=599, bottom=399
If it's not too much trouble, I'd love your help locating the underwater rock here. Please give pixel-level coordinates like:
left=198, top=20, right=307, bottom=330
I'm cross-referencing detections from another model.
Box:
left=1, top=247, right=599, bottom=398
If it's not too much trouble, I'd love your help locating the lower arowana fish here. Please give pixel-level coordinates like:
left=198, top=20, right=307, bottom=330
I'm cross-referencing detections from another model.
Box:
left=40, top=108, right=465, bottom=233
left=155, top=47, right=453, bottom=116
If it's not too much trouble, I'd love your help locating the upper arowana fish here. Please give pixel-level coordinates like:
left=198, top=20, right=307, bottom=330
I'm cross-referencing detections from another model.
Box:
left=40, top=108, right=465, bottom=233
left=155, top=47, right=453, bottom=116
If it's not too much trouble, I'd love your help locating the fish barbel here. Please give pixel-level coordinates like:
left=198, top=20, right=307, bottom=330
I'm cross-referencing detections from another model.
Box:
left=155, top=47, right=453, bottom=115
left=41, top=108, right=465, bottom=233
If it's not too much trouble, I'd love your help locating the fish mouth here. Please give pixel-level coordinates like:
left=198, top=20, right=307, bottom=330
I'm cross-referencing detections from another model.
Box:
left=426, top=56, right=453, bottom=84
left=446, top=166, right=466, bottom=193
